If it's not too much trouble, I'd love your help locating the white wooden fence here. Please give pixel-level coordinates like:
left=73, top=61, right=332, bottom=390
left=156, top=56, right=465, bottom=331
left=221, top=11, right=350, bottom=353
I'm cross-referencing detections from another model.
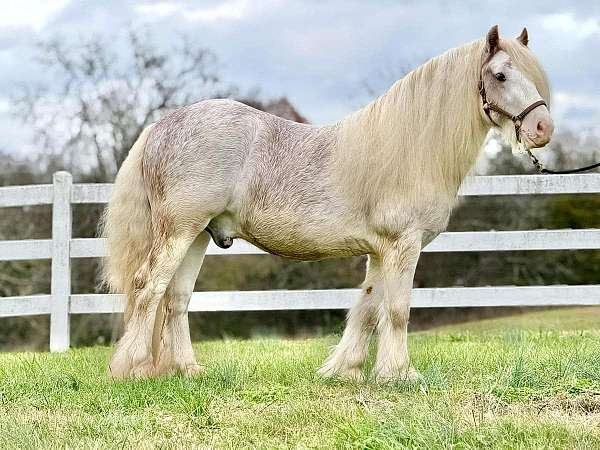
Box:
left=1, top=171, right=599, bottom=352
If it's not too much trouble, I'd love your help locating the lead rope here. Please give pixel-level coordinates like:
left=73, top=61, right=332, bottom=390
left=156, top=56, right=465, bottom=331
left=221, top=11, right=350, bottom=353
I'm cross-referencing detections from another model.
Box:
left=525, top=149, right=600, bottom=174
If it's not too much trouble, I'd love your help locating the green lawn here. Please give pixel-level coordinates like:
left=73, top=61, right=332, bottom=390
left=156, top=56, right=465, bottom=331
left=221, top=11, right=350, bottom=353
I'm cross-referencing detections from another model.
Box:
left=1, top=308, right=600, bottom=449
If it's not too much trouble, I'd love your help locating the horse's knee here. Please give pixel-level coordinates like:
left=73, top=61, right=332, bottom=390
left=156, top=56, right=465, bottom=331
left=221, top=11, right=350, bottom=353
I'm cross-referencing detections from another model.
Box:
left=383, top=301, right=410, bottom=328
left=349, top=298, right=377, bottom=330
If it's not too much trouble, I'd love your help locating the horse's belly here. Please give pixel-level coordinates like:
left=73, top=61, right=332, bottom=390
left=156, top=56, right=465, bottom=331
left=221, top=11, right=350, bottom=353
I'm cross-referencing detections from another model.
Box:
left=240, top=216, right=370, bottom=260
left=247, top=235, right=368, bottom=260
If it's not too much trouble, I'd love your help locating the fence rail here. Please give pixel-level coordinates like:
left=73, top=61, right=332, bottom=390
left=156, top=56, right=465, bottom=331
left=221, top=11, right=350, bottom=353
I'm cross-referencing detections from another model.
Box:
left=1, top=172, right=599, bottom=351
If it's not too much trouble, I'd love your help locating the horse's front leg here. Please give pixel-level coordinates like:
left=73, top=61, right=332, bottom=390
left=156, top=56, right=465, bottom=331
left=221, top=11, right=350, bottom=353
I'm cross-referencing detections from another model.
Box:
left=318, top=256, right=382, bottom=381
left=373, top=231, right=422, bottom=383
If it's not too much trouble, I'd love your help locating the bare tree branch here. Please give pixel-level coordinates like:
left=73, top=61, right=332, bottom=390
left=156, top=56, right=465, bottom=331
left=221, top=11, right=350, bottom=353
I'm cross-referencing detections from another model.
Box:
left=12, top=28, right=231, bottom=181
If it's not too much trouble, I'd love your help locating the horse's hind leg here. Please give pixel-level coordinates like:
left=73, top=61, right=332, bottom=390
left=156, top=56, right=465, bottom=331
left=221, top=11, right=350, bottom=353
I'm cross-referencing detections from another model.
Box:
left=153, top=232, right=210, bottom=377
left=318, top=256, right=383, bottom=381
left=109, top=212, right=206, bottom=379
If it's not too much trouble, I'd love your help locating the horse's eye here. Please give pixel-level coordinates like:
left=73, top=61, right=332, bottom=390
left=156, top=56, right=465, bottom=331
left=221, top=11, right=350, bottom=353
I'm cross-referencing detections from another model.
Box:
left=495, top=72, right=506, bottom=82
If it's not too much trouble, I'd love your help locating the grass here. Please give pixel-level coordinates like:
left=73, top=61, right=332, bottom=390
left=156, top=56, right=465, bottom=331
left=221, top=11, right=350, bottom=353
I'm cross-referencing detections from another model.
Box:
left=1, top=307, right=600, bottom=449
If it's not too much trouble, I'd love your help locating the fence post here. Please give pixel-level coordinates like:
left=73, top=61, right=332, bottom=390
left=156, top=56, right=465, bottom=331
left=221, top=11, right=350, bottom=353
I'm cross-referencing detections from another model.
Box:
left=50, top=171, right=72, bottom=352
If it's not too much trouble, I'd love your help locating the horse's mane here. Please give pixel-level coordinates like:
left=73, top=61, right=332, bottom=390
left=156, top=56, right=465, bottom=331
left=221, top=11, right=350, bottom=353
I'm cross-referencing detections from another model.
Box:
left=334, top=37, right=550, bottom=205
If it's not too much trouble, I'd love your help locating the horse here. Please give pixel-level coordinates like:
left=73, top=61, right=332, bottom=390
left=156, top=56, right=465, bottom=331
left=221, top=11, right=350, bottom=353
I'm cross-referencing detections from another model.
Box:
left=101, top=25, right=553, bottom=381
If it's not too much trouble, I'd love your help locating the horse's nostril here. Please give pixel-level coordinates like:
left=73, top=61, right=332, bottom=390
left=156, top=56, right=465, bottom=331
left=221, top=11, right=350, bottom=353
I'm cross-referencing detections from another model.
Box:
left=536, top=119, right=554, bottom=140
left=537, top=121, right=546, bottom=134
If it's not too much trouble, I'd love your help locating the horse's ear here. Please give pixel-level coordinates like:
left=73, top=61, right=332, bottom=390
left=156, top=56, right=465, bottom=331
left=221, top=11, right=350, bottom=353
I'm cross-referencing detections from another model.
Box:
left=517, top=27, right=529, bottom=46
left=486, top=25, right=500, bottom=55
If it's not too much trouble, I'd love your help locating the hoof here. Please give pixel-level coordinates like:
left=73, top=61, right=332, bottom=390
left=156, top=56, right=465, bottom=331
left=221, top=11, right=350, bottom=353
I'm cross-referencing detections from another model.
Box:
left=109, top=344, right=155, bottom=380
left=181, top=363, right=204, bottom=377
left=317, top=363, right=364, bottom=382
left=109, top=350, right=136, bottom=380
left=155, top=355, right=204, bottom=378
left=129, top=358, right=155, bottom=379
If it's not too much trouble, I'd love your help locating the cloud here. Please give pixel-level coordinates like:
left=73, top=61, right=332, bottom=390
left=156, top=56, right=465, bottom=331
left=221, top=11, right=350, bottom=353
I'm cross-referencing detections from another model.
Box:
left=135, top=2, right=181, bottom=18
left=553, top=91, right=600, bottom=129
left=541, top=13, right=600, bottom=42
left=0, top=98, right=9, bottom=113
left=0, top=0, right=69, bottom=31
left=136, top=0, right=254, bottom=22
left=1, top=0, right=600, bottom=157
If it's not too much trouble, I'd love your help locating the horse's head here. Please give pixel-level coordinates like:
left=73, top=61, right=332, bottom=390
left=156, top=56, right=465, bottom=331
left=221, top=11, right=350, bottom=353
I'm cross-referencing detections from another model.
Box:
left=479, top=25, right=554, bottom=151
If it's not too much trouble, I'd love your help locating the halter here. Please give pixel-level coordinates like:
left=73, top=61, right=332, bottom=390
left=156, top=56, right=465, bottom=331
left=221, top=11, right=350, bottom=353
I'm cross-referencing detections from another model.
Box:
left=478, top=61, right=600, bottom=174
left=478, top=77, right=547, bottom=144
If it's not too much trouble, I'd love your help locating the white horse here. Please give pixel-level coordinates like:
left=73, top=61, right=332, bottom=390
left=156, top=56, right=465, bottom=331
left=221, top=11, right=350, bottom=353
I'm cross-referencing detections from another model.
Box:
left=101, top=26, right=553, bottom=381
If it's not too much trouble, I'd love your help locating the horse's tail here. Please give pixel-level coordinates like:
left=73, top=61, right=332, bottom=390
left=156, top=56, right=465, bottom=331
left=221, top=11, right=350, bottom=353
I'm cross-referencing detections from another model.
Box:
left=99, top=124, right=155, bottom=324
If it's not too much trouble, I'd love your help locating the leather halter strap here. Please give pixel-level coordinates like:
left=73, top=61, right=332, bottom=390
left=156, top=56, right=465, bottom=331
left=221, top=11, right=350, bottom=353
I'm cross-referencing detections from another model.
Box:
left=478, top=77, right=547, bottom=143
left=478, top=55, right=599, bottom=174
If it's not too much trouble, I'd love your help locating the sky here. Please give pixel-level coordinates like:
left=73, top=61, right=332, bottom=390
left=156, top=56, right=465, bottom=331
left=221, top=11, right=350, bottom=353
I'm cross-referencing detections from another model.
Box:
left=1, top=0, right=599, bottom=159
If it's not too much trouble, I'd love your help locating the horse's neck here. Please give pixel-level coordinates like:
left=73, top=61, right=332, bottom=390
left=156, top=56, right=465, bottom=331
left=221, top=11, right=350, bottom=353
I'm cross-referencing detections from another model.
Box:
left=334, top=41, right=489, bottom=204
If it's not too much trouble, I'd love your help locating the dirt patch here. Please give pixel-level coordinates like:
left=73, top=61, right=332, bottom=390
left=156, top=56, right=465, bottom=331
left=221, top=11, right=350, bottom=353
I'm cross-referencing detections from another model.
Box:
left=461, top=392, right=600, bottom=426
left=353, top=388, right=397, bottom=410
left=462, top=393, right=509, bottom=426
left=530, top=394, right=600, bottom=415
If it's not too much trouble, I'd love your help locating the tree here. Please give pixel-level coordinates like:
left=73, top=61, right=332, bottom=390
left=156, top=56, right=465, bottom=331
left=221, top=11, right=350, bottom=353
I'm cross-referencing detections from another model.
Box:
left=240, top=97, right=308, bottom=123
left=3, top=29, right=318, bottom=350
left=13, top=30, right=233, bottom=181
left=359, top=63, right=414, bottom=97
